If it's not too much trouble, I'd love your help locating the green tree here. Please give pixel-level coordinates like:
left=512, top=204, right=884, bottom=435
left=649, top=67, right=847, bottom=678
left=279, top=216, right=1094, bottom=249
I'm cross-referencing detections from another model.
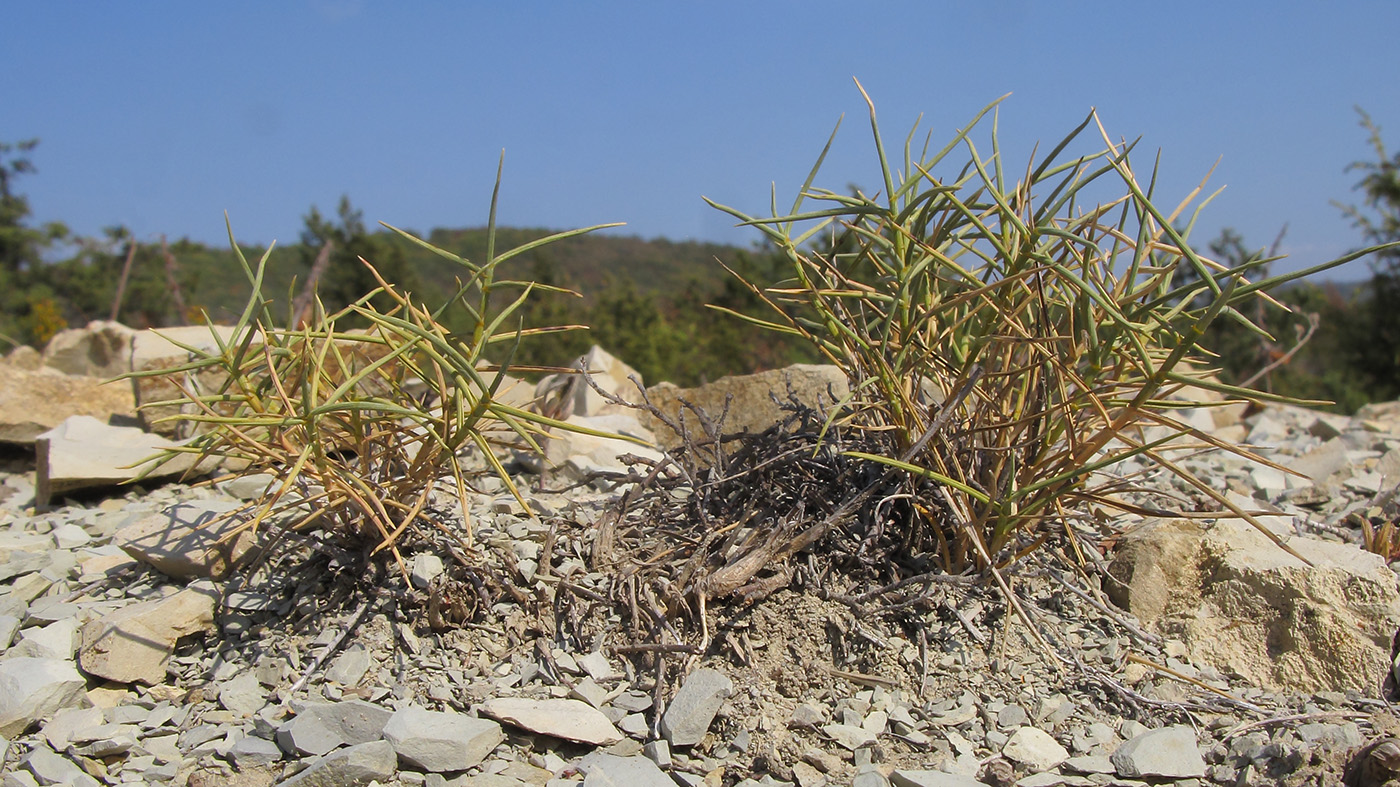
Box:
left=1336, top=108, right=1400, bottom=402
left=0, top=139, right=69, bottom=346
left=299, top=195, right=417, bottom=320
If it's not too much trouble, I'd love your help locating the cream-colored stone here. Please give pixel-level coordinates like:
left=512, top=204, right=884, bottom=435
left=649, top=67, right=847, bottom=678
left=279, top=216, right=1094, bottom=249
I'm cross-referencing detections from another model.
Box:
left=78, top=583, right=217, bottom=685
left=0, top=368, right=136, bottom=445
left=41, top=320, right=135, bottom=378
left=642, top=364, right=850, bottom=451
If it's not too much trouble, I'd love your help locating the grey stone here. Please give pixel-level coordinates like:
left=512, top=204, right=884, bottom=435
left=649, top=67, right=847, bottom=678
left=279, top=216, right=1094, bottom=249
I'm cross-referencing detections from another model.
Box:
left=481, top=697, right=622, bottom=745
left=822, top=723, right=877, bottom=751
left=0, top=657, right=89, bottom=738
left=1110, top=725, right=1206, bottom=778
left=40, top=321, right=135, bottom=378
left=279, top=739, right=397, bottom=787
left=219, top=670, right=268, bottom=717
left=382, top=705, right=504, bottom=772
left=580, top=753, right=675, bottom=787
left=1002, top=726, right=1069, bottom=771
left=660, top=668, right=733, bottom=747
left=22, top=744, right=100, bottom=787
left=228, top=734, right=283, bottom=768
left=410, top=553, right=444, bottom=589
left=276, top=700, right=394, bottom=757
left=853, top=769, right=891, bottom=787
left=325, top=644, right=372, bottom=686
left=34, top=416, right=211, bottom=504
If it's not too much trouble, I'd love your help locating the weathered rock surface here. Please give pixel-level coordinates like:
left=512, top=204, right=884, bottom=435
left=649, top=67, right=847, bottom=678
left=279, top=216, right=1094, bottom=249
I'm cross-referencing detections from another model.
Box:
left=0, top=368, right=136, bottom=446
left=643, top=364, right=849, bottom=450
left=1109, top=725, right=1207, bottom=778
left=276, top=700, right=393, bottom=756
left=77, top=581, right=218, bottom=684
left=113, top=498, right=251, bottom=579
left=279, top=739, right=397, bottom=787
left=661, top=667, right=733, bottom=747
left=40, top=320, right=136, bottom=379
left=1108, top=515, right=1400, bottom=692
left=381, top=705, right=504, bottom=772
left=0, top=657, right=89, bottom=738
left=579, top=752, right=675, bottom=786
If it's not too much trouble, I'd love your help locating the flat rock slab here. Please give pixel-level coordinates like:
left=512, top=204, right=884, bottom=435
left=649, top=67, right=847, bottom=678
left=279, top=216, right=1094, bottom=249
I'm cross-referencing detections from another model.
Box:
left=580, top=753, right=675, bottom=787
left=1110, top=725, right=1206, bottom=778
left=78, top=581, right=217, bottom=684
left=0, top=657, right=90, bottom=738
left=36, top=415, right=207, bottom=504
left=382, top=705, right=504, bottom=772
left=114, top=498, right=250, bottom=579
left=890, top=771, right=988, bottom=787
left=279, top=739, right=397, bottom=787
left=481, top=697, right=622, bottom=745
left=660, top=667, right=733, bottom=747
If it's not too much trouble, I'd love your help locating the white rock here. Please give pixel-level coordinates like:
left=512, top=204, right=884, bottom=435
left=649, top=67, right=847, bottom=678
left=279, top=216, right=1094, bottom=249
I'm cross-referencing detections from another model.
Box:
left=580, top=753, right=675, bottom=786
left=481, top=697, right=622, bottom=745
left=1001, top=726, right=1070, bottom=771
left=660, top=667, right=733, bottom=747
left=34, top=415, right=210, bottom=504
left=279, top=739, right=397, bottom=787
left=410, top=553, right=444, bottom=589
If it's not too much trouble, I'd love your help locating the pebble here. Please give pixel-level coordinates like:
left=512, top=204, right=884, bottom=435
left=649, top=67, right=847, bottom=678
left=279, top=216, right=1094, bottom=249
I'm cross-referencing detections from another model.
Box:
left=660, top=668, right=733, bottom=747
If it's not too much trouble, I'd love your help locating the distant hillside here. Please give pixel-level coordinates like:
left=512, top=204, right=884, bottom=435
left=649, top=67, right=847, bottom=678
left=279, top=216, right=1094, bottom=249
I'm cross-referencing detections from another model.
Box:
left=177, top=226, right=746, bottom=324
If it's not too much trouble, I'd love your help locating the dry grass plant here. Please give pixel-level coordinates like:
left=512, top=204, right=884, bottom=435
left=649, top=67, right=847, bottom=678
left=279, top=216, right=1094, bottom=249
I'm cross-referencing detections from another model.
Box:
left=706, top=83, right=1394, bottom=576
left=132, top=161, right=642, bottom=581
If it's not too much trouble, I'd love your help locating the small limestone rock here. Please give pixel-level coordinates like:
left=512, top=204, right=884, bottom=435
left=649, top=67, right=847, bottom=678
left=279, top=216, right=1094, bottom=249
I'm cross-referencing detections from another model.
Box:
left=279, top=739, right=397, bottom=787
left=35, top=415, right=209, bottom=504
left=219, top=671, right=269, bottom=717
left=325, top=644, right=372, bottom=686
left=1002, top=726, right=1070, bottom=771
left=1110, top=725, right=1206, bottom=778
left=0, top=657, right=89, bottom=738
left=77, top=581, right=217, bottom=684
left=660, top=668, right=733, bottom=747
left=22, top=744, right=101, bottom=787
left=410, top=553, right=444, bottom=589
left=481, top=697, right=622, bottom=745
left=382, top=705, right=504, bottom=772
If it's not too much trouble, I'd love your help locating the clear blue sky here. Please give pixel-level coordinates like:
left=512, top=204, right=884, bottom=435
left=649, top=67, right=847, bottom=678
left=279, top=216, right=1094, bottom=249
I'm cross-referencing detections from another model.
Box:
left=6, top=2, right=1400, bottom=280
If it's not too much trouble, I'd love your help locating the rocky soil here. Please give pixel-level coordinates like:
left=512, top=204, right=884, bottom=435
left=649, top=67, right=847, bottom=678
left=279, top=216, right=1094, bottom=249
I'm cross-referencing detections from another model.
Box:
left=4, top=328, right=1400, bottom=787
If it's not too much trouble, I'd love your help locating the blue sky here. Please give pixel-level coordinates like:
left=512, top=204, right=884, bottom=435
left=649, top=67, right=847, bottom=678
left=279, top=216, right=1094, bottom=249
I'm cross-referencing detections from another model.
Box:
left=6, top=2, right=1400, bottom=280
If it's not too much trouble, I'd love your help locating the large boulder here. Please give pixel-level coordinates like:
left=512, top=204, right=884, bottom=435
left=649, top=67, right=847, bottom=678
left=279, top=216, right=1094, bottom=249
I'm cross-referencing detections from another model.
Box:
left=34, top=415, right=211, bottom=505
left=1108, top=515, right=1400, bottom=693
left=0, top=367, right=137, bottom=446
left=40, top=320, right=136, bottom=378
left=642, top=364, right=849, bottom=450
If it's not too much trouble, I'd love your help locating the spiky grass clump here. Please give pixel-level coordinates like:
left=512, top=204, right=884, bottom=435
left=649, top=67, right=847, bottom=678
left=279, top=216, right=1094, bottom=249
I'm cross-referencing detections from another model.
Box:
left=709, top=84, right=1388, bottom=575
left=133, top=161, right=637, bottom=579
